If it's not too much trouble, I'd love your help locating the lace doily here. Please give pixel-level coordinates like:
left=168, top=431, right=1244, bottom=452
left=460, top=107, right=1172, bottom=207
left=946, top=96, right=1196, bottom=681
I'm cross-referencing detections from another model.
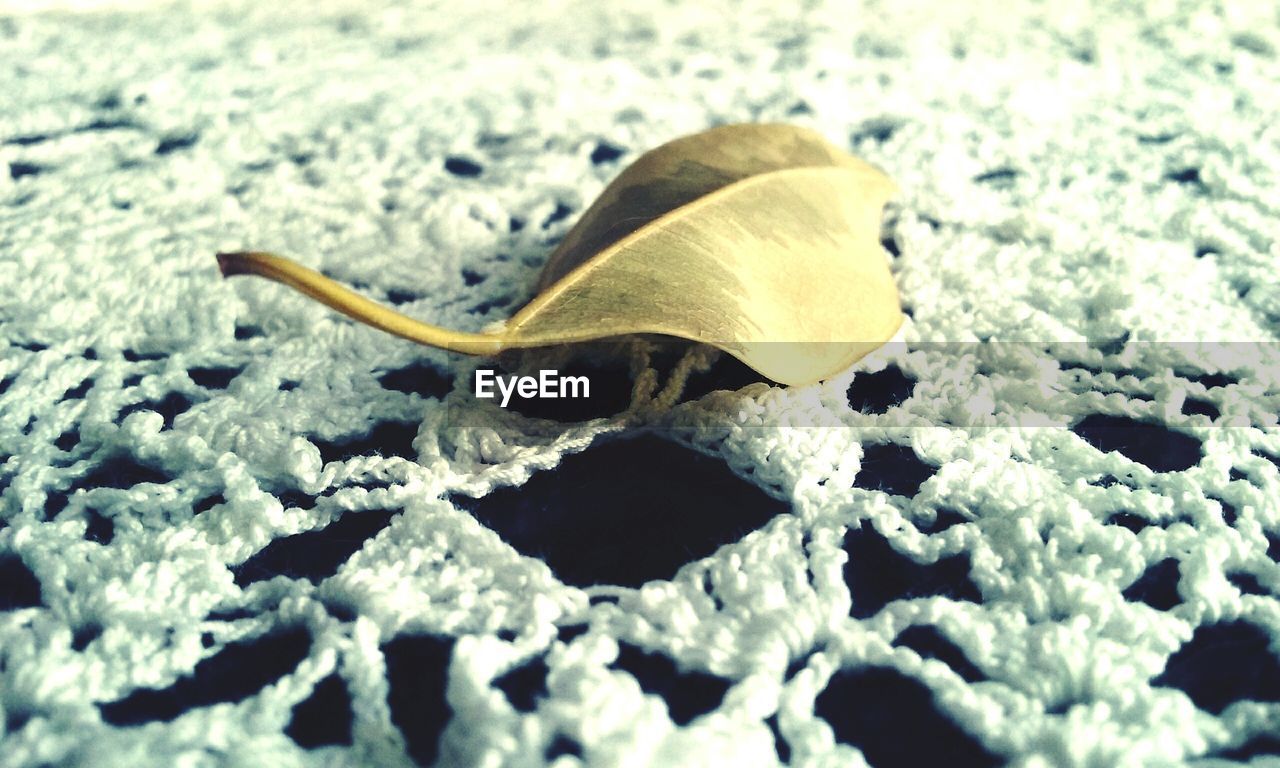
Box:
left=2, top=1, right=1278, bottom=766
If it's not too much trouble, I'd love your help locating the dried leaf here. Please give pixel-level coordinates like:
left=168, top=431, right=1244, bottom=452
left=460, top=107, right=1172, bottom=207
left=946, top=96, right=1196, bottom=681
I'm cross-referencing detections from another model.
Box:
left=217, top=123, right=902, bottom=385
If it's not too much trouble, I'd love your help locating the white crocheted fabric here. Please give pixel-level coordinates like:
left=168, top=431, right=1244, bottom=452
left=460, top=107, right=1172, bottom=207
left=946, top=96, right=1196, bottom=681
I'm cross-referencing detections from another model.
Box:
left=2, top=1, right=1279, bottom=766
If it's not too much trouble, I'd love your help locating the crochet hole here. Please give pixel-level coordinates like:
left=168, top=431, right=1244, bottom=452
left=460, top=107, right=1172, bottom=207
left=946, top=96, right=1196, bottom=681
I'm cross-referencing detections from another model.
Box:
left=850, top=117, right=901, bottom=144
left=99, top=626, right=312, bottom=725
left=3, top=132, right=52, bottom=147
left=120, top=349, right=165, bottom=363
left=842, top=525, right=981, bottom=619
left=0, top=554, right=42, bottom=610
left=75, top=454, right=169, bottom=491
left=386, top=288, right=420, bottom=304
left=1152, top=621, right=1280, bottom=714
left=611, top=642, right=729, bottom=726
left=546, top=735, right=582, bottom=760
left=787, top=99, right=813, bottom=116
left=846, top=366, right=915, bottom=413
left=972, top=168, right=1019, bottom=188
left=557, top=624, right=588, bottom=644
left=443, top=156, right=483, bottom=177
left=494, top=656, right=549, bottom=712
left=63, top=379, right=92, bottom=400
left=322, top=599, right=357, bottom=622
left=193, top=493, right=225, bottom=514
left=1122, top=558, right=1182, bottom=610
left=44, top=488, right=70, bottom=518
left=116, top=392, right=195, bottom=429
left=286, top=673, right=354, bottom=748
left=188, top=366, right=242, bottom=389
left=542, top=201, right=573, bottom=228
left=1227, top=572, right=1268, bottom=596
left=83, top=508, right=114, bottom=545
left=71, top=623, right=102, bottom=651
left=91, top=88, right=121, bottom=108
left=55, top=429, right=79, bottom=451
left=814, top=666, right=1000, bottom=768
left=5, top=711, right=30, bottom=734
left=467, top=294, right=512, bottom=315
left=382, top=633, right=453, bottom=767
left=1071, top=414, right=1201, bottom=472
left=590, top=141, right=624, bottom=165
left=232, top=509, right=398, bottom=587
left=1182, top=397, right=1219, bottom=420
left=856, top=442, right=936, bottom=498
left=894, top=625, right=985, bottom=682
left=453, top=434, right=786, bottom=588
left=234, top=324, right=263, bottom=340
left=8, top=161, right=46, bottom=180
left=310, top=420, right=420, bottom=465
left=461, top=267, right=484, bottom=286
left=1165, top=167, right=1205, bottom=189
left=277, top=489, right=317, bottom=510
left=378, top=362, right=452, bottom=400
left=154, top=131, right=199, bottom=155
left=1106, top=511, right=1153, bottom=533
left=205, top=606, right=254, bottom=622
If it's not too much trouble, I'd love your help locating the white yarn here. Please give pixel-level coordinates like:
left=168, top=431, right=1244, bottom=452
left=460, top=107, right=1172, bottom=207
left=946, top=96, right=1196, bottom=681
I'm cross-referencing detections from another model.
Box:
left=2, top=1, right=1279, bottom=767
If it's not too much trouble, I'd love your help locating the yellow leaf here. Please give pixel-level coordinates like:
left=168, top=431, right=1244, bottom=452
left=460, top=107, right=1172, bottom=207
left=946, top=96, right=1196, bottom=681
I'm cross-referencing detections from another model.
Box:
left=217, top=123, right=902, bottom=386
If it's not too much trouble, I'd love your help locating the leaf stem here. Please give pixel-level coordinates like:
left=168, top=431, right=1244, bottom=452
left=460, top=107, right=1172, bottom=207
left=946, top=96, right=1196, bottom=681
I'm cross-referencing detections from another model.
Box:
left=215, top=251, right=505, bottom=354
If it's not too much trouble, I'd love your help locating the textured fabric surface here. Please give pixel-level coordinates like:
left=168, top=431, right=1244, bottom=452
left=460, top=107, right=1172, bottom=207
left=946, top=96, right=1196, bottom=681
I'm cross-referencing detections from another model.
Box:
left=2, top=1, right=1280, bottom=766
